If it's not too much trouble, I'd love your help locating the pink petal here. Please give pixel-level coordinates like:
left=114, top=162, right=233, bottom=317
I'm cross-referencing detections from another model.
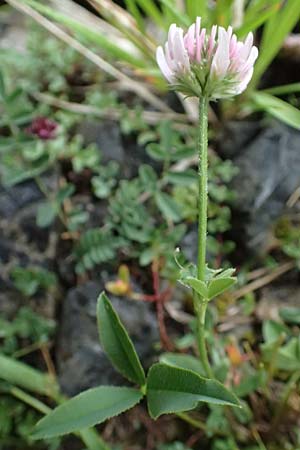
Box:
left=195, top=17, right=202, bottom=62
left=208, top=25, right=217, bottom=58
left=184, top=23, right=196, bottom=59
left=229, top=34, right=238, bottom=58
left=196, top=28, right=206, bottom=62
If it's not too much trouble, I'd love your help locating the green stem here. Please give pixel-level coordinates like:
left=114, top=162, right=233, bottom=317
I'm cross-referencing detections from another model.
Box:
left=195, top=95, right=213, bottom=379
left=10, top=386, right=51, bottom=415
left=176, top=411, right=206, bottom=431
left=194, top=298, right=213, bottom=378
left=197, top=96, right=208, bottom=282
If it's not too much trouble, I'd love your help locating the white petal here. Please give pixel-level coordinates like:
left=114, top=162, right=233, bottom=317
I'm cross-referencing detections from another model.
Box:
left=239, top=46, right=259, bottom=73
left=236, top=67, right=254, bottom=93
left=156, top=46, right=174, bottom=82
left=211, top=27, right=230, bottom=78
left=239, top=32, right=254, bottom=60
left=227, top=26, right=233, bottom=39
left=173, top=28, right=190, bottom=72
left=167, top=23, right=178, bottom=58
left=247, top=45, right=259, bottom=66
left=164, top=42, right=174, bottom=69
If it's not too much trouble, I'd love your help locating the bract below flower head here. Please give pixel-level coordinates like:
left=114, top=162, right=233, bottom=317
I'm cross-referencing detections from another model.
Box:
left=156, top=17, right=258, bottom=100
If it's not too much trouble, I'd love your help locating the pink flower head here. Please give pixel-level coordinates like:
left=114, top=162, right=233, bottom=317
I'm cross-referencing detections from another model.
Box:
left=27, top=117, right=58, bottom=140
left=156, top=18, right=258, bottom=99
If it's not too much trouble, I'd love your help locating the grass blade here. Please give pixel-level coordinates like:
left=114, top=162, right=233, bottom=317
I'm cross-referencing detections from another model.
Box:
left=252, top=0, right=300, bottom=88
left=7, top=0, right=170, bottom=111
left=159, top=0, right=190, bottom=28
left=88, top=0, right=155, bottom=61
left=261, top=83, right=300, bottom=96
left=252, top=91, right=300, bottom=130
left=186, top=0, right=207, bottom=20
left=24, top=0, right=147, bottom=69
left=124, top=0, right=146, bottom=32
left=236, top=3, right=279, bottom=38
left=136, top=0, right=165, bottom=28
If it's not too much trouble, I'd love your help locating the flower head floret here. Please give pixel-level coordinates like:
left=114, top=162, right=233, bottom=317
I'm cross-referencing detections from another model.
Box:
left=156, top=18, right=258, bottom=99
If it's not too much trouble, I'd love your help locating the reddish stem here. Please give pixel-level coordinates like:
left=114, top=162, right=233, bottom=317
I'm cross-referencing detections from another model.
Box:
left=151, top=260, right=174, bottom=351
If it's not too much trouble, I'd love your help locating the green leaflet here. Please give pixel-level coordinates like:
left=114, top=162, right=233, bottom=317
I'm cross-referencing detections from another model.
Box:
left=147, top=363, right=240, bottom=419
left=97, top=292, right=146, bottom=386
left=160, top=353, right=205, bottom=376
left=207, top=277, right=236, bottom=300
left=184, top=277, right=208, bottom=299
left=32, top=386, right=143, bottom=439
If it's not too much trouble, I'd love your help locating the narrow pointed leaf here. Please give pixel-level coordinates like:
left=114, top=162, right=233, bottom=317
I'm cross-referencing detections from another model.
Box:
left=207, top=277, right=236, bottom=300
left=97, top=292, right=145, bottom=386
left=252, top=92, right=300, bottom=130
left=0, top=354, right=58, bottom=397
left=33, top=386, right=143, bottom=439
left=147, top=363, right=240, bottom=419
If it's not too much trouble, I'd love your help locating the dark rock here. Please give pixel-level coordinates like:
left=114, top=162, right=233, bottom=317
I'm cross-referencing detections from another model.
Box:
left=0, top=178, right=57, bottom=275
left=181, top=226, right=197, bottom=264
left=218, top=120, right=261, bottom=159
left=77, top=119, right=124, bottom=165
left=180, top=225, right=215, bottom=266
left=77, top=119, right=153, bottom=178
left=0, top=181, right=43, bottom=219
left=56, top=280, right=159, bottom=396
left=228, top=121, right=300, bottom=253
left=0, top=174, right=58, bottom=318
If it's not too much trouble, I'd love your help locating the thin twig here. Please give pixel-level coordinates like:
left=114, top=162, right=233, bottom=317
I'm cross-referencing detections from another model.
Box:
left=286, top=186, right=300, bottom=208
left=40, top=344, right=57, bottom=379
left=232, top=261, right=295, bottom=301
left=32, top=91, right=191, bottom=128
left=151, top=260, right=174, bottom=351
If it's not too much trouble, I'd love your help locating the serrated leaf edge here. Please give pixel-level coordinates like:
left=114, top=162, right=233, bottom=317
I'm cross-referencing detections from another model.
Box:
left=97, top=292, right=146, bottom=386
left=32, top=386, right=144, bottom=440
left=146, top=363, right=241, bottom=419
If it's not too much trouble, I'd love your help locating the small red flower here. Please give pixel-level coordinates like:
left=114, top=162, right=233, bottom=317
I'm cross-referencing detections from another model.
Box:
left=27, top=117, right=58, bottom=140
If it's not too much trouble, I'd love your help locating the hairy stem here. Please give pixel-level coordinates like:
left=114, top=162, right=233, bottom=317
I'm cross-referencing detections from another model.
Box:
left=195, top=96, right=213, bottom=378
left=197, top=96, right=208, bottom=282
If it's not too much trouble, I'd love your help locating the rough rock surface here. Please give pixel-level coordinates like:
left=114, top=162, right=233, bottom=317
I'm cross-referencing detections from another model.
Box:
left=56, top=280, right=159, bottom=396
left=222, top=121, right=300, bottom=253
left=77, top=119, right=154, bottom=178
left=0, top=176, right=58, bottom=319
